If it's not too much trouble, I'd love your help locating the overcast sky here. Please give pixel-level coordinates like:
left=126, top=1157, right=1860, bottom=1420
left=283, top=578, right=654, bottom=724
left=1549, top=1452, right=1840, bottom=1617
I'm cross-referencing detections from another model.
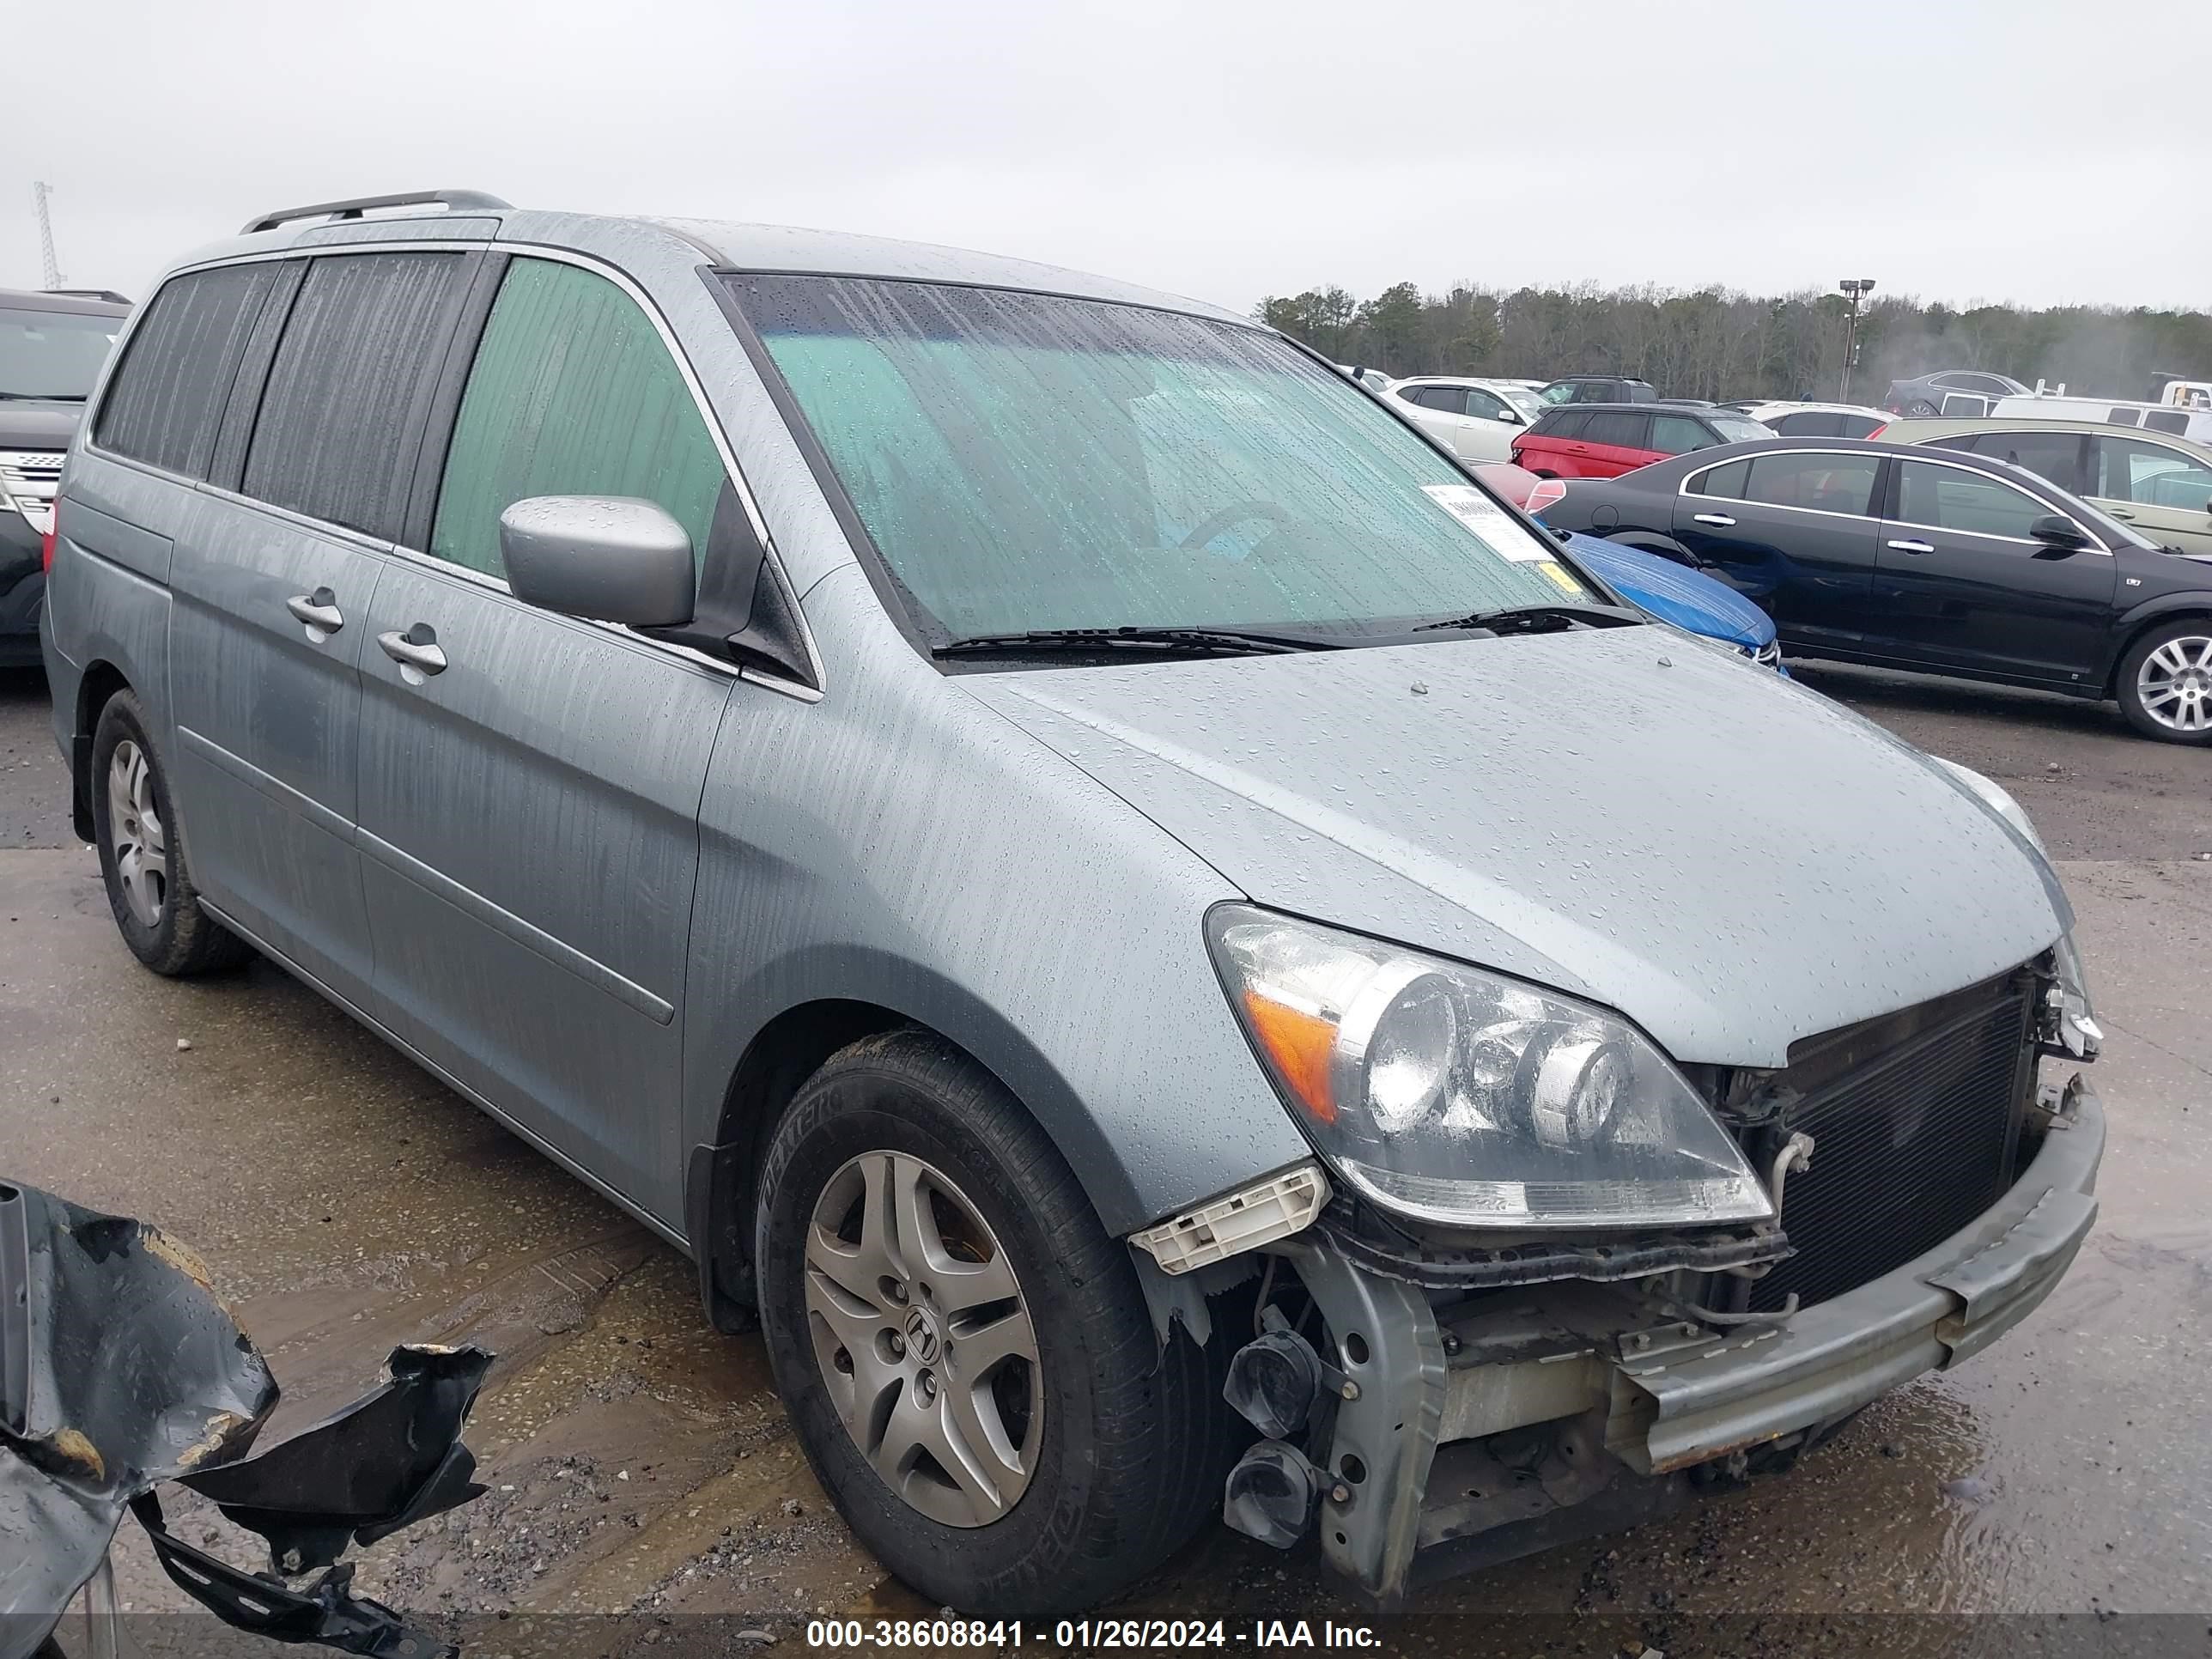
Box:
left=12, top=0, right=2209, bottom=316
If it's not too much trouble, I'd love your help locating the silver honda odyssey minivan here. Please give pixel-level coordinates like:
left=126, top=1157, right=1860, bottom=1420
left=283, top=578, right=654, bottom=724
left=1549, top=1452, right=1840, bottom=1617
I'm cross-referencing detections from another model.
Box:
left=44, top=190, right=2105, bottom=1613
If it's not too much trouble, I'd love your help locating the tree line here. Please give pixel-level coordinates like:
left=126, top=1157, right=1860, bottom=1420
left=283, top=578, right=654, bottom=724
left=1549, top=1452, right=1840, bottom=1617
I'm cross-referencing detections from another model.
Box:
left=1254, top=280, right=2212, bottom=404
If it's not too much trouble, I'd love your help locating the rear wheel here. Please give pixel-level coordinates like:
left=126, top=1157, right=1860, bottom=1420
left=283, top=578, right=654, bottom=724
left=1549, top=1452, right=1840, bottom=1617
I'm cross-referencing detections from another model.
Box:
left=91, top=690, right=251, bottom=975
left=2118, top=621, right=2212, bottom=744
left=755, top=1029, right=1235, bottom=1615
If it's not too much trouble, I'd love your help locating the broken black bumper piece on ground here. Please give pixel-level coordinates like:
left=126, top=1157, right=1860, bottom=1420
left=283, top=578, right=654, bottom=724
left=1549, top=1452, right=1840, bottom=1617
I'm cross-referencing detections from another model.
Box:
left=0, top=1178, right=492, bottom=1659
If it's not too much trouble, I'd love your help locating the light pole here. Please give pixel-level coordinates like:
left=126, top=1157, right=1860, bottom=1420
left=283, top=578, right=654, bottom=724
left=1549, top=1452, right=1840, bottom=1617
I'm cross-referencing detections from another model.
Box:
left=1838, top=278, right=1875, bottom=402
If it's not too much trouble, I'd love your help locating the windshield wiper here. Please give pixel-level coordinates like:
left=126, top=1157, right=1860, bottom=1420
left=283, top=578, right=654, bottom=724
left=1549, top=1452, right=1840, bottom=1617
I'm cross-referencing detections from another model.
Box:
left=0, top=391, right=88, bottom=401
left=934, top=625, right=1337, bottom=659
left=1413, top=602, right=1641, bottom=635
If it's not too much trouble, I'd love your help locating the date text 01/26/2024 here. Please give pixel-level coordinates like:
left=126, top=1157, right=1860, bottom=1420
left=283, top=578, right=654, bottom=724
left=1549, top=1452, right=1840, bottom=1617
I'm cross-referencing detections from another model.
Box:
left=805, top=1619, right=1384, bottom=1649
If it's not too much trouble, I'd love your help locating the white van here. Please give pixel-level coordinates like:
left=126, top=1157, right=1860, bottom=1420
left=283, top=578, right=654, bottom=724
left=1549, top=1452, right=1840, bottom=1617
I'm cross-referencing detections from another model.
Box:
left=1990, top=393, right=2212, bottom=445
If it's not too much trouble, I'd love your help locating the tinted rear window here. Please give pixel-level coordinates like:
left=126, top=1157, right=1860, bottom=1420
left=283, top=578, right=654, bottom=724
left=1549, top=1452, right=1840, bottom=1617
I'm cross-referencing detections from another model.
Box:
left=94, top=265, right=276, bottom=478
left=242, top=252, right=470, bottom=542
left=1581, top=411, right=1647, bottom=448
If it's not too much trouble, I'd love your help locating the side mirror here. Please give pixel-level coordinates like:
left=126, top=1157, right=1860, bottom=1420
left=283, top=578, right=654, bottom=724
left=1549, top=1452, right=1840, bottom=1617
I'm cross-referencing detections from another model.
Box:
left=1497, top=408, right=1523, bottom=425
left=2027, top=514, right=2091, bottom=551
left=499, top=496, right=696, bottom=627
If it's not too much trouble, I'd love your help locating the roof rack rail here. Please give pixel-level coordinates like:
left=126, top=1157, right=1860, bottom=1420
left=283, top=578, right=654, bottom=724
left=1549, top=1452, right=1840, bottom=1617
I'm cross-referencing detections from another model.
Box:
left=240, top=189, right=513, bottom=236
left=45, top=289, right=132, bottom=305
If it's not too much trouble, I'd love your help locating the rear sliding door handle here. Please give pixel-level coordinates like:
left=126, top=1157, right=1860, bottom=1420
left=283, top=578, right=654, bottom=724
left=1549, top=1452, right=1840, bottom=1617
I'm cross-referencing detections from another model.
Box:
left=1887, top=538, right=1937, bottom=555
left=285, top=588, right=343, bottom=635
left=1692, top=513, right=1736, bottom=526
left=377, top=625, right=447, bottom=678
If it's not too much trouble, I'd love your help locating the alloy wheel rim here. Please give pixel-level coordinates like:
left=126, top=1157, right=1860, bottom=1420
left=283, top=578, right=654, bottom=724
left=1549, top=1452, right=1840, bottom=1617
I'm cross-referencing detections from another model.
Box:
left=802, top=1151, right=1041, bottom=1528
left=2137, top=635, right=2212, bottom=732
left=107, top=739, right=168, bottom=927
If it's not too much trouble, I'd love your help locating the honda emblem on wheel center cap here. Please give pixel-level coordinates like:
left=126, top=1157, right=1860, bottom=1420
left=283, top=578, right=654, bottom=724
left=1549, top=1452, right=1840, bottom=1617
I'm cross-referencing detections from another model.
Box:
left=904, top=1306, right=940, bottom=1365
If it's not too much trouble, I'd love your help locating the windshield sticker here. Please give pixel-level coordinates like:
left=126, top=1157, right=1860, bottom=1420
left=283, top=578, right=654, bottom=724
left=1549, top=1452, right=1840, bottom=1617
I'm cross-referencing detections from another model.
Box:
left=1420, top=484, right=1548, bottom=560
left=1535, top=560, right=1587, bottom=596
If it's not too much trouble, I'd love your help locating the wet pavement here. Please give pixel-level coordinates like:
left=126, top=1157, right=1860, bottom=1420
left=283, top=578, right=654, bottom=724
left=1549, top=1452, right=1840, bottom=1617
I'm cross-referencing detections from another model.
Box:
left=4, top=661, right=2211, bottom=1656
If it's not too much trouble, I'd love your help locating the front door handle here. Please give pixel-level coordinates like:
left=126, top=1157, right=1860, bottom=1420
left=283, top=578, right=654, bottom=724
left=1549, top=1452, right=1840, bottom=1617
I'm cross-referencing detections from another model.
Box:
left=1887, top=538, right=1937, bottom=555
left=377, top=624, right=447, bottom=678
left=2105, top=507, right=2137, bottom=520
left=1692, top=513, right=1737, bottom=526
left=286, top=588, right=343, bottom=635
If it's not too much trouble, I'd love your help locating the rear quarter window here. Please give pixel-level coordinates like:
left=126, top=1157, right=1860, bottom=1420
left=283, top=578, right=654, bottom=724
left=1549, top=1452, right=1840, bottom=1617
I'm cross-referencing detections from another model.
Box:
left=94, top=264, right=278, bottom=479
left=1689, top=458, right=1751, bottom=499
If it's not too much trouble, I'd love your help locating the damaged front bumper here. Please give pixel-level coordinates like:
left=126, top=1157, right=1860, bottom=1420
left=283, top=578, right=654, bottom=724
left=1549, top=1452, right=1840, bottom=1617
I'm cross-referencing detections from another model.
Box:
left=1232, top=1078, right=2103, bottom=1608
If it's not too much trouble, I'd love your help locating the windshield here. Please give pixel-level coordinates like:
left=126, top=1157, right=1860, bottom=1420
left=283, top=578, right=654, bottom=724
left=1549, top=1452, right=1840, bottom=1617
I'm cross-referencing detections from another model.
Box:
left=1705, top=413, right=1777, bottom=444
left=0, top=307, right=122, bottom=400
left=1489, top=383, right=1544, bottom=421
left=730, top=276, right=1596, bottom=646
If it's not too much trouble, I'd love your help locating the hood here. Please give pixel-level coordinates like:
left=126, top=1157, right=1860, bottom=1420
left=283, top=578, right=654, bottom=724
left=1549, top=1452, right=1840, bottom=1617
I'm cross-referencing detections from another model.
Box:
left=0, top=399, right=85, bottom=452
left=963, top=631, right=2069, bottom=1068
left=1559, top=532, right=1771, bottom=649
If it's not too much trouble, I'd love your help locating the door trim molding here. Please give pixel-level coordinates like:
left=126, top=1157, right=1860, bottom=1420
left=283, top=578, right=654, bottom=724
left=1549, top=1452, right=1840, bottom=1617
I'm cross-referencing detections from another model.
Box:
left=196, top=896, right=688, bottom=1249
left=177, top=724, right=353, bottom=840
left=357, top=827, right=678, bottom=1024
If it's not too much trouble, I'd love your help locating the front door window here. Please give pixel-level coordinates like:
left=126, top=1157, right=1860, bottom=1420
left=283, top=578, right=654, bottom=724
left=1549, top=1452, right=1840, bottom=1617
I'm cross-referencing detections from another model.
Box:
left=431, top=258, right=726, bottom=578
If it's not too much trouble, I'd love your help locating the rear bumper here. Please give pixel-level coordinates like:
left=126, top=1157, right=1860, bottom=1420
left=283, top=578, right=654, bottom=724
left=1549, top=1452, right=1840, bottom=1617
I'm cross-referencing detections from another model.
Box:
left=1274, top=1077, right=2103, bottom=1607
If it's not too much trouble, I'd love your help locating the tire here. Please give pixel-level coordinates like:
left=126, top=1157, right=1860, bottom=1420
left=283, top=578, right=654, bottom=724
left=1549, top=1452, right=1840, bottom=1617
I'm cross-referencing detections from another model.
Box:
left=755, top=1029, right=1236, bottom=1616
left=1907, top=400, right=1938, bottom=416
left=90, top=690, right=252, bottom=975
left=2115, top=620, right=2212, bottom=744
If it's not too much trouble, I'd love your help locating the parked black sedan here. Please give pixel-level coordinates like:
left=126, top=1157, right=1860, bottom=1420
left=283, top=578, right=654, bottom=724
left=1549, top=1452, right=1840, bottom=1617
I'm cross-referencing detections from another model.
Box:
left=1538, top=436, right=2212, bottom=742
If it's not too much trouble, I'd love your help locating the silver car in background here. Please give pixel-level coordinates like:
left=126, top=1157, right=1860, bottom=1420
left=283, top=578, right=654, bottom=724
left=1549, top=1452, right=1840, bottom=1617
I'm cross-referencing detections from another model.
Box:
left=44, top=190, right=2104, bottom=1613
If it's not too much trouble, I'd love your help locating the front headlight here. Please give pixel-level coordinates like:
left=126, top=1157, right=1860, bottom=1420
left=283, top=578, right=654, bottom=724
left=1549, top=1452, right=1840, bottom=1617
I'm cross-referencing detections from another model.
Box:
left=2052, top=933, right=2101, bottom=1059
left=1206, top=905, right=1773, bottom=1231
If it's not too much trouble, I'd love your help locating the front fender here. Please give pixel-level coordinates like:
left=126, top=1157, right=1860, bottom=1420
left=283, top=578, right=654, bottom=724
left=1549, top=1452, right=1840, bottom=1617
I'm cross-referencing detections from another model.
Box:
left=695, top=945, right=1154, bottom=1229
left=678, top=579, right=1314, bottom=1255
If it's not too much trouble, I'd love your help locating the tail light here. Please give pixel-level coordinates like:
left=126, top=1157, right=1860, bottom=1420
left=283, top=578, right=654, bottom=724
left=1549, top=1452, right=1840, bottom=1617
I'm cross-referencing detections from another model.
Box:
left=1525, top=479, right=1569, bottom=517
left=41, top=508, right=57, bottom=574
left=1861, top=423, right=1887, bottom=441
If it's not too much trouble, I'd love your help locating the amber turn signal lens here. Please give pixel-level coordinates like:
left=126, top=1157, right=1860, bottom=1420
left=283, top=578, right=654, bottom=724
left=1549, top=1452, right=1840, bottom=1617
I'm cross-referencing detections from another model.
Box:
left=1241, top=988, right=1339, bottom=1124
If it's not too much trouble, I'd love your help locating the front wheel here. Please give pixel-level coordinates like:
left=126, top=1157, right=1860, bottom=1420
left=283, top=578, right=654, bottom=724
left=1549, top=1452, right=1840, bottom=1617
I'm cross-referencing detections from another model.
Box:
left=2117, top=621, right=2212, bottom=743
left=755, top=1030, right=1237, bottom=1616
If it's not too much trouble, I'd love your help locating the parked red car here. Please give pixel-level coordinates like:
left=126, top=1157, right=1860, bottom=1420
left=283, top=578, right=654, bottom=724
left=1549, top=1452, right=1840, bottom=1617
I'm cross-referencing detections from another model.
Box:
left=1510, top=403, right=1772, bottom=479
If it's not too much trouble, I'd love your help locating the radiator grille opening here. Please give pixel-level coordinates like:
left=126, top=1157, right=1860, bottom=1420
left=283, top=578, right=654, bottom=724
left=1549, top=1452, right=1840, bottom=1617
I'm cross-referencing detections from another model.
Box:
left=1747, top=975, right=2034, bottom=1311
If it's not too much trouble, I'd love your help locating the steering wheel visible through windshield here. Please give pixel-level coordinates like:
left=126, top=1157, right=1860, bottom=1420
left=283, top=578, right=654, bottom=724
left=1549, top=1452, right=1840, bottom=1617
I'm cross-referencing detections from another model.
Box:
left=725, top=276, right=1601, bottom=651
